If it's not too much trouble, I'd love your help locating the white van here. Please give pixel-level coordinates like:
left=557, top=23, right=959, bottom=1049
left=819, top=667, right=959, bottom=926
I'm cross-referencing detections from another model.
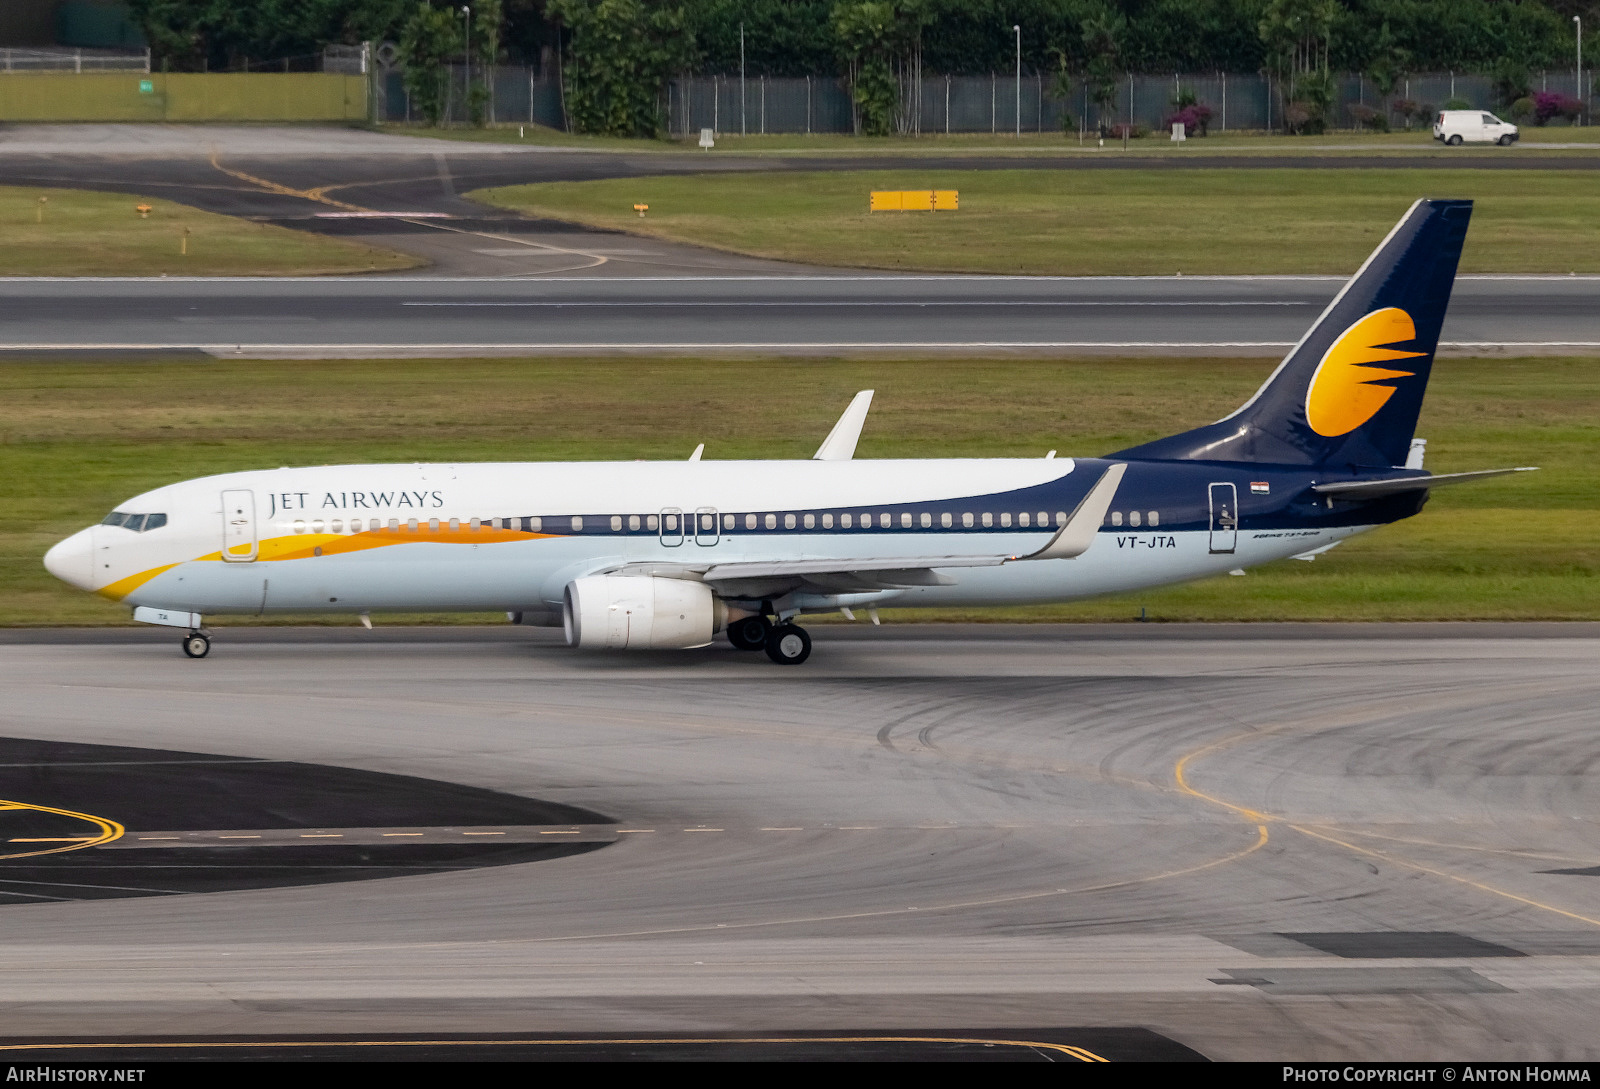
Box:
left=1433, top=110, right=1519, bottom=146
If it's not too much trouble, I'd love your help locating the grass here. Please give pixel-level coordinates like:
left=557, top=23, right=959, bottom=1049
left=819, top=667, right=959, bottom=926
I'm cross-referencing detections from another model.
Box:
left=3, top=354, right=1593, bottom=626
left=381, top=120, right=1600, bottom=154
left=474, top=168, right=1600, bottom=275
left=0, top=187, right=418, bottom=276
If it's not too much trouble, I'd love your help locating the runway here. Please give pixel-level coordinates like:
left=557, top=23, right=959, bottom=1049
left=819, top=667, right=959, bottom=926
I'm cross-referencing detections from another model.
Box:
left=5, top=273, right=1600, bottom=357
left=1, top=624, right=1597, bottom=1059
left=0, top=124, right=1596, bottom=354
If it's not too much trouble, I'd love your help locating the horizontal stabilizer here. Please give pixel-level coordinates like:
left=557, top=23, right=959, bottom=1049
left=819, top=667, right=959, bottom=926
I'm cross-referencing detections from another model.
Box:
left=1312, top=467, right=1537, bottom=499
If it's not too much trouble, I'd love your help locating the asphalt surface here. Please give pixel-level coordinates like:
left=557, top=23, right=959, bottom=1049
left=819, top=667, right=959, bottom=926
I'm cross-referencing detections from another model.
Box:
left=0, top=624, right=1597, bottom=1060
left=0, top=126, right=1595, bottom=354
left=3, top=273, right=1596, bottom=357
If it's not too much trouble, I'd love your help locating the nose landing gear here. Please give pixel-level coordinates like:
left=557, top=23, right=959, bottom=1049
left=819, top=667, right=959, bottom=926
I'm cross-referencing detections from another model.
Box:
left=182, top=631, right=211, bottom=659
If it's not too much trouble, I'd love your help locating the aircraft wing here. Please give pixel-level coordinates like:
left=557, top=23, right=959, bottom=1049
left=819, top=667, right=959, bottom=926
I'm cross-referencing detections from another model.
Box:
left=606, top=463, right=1128, bottom=598
left=613, top=555, right=1007, bottom=596
left=1311, top=467, right=1537, bottom=499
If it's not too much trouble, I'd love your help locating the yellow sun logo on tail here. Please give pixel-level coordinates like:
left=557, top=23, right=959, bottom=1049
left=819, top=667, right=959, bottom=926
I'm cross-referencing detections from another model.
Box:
left=1305, top=308, right=1426, bottom=437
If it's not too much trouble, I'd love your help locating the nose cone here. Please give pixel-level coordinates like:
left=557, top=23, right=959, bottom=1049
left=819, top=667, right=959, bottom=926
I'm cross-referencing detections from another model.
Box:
left=44, top=529, right=94, bottom=591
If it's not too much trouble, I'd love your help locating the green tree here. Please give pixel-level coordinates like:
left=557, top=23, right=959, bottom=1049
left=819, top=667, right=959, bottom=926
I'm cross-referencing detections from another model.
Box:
left=399, top=2, right=462, bottom=124
left=465, top=0, right=505, bottom=124
left=1259, top=0, right=1338, bottom=133
left=548, top=0, right=694, bottom=137
left=127, top=0, right=413, bottom=72
left=1490, top=55, right=1533, bottom=107
left=1051, top=47, right=1075, bottom=134
left=1365, top=20, right=1410, bottom=98
left=832, top=1, right=927, bottom=136
left=1080, top=9, right=1123, bottom=133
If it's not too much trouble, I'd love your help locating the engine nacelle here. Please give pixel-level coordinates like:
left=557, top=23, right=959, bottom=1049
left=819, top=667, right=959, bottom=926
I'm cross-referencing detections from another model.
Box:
left=563, top=575, right=726, bottom=650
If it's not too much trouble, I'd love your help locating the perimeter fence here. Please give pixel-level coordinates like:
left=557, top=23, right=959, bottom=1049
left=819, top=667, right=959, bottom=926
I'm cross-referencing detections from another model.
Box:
left=663, top=71, right=1593, bottom=135
left=374, top=66, right=1593, bottom=133
left=0, top=48, right=148, bottom=72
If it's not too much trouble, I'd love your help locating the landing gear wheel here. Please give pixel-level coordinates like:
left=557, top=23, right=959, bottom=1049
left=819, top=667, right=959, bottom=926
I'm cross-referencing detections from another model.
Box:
left=727, top=614, right=772, bottom=651
left=182, top=632, right=210, bottom=659
left=764, top=623, right=811, bottom=665
left=1447, top=134, right=1463, bottom=146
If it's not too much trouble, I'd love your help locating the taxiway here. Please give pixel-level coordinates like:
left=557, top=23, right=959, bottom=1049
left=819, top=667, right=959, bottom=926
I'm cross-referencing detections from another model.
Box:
left=0, top=625, right=1596, bottom=1059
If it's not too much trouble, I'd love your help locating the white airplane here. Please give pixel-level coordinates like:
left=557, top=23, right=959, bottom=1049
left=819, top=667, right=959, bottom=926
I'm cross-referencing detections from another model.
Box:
left=44, top=199, right=1532, bottom=664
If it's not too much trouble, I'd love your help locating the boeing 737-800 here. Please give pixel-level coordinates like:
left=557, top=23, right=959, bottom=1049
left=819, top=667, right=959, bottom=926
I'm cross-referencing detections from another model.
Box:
left=43, top=199, right=1532, bottom=664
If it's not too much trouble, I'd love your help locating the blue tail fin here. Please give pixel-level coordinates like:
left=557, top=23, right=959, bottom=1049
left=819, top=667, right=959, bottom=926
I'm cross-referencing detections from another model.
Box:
left=1113, top=199, right=1472, bottom=469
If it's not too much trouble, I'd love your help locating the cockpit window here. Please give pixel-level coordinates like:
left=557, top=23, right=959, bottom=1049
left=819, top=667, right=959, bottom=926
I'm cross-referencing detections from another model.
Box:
left=101, top=511, right=165, bottom=532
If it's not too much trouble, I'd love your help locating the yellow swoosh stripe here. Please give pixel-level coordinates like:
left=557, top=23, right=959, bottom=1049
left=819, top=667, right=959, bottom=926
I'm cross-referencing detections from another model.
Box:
left=97, top=528, right=560, bottom=601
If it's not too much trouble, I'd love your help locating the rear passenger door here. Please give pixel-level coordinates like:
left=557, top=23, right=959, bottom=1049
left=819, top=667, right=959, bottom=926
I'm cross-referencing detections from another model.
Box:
left=1208, top=483, right=1238, bottom=554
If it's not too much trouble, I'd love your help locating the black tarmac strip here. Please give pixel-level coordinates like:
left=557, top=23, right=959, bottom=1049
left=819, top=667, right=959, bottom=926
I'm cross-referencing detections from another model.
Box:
left=0, top=737, right=613, bottom=904
left=0, top=1027, right=1205, bottom=1061
left=3, top=621, right=1597, bottom=647
left=0, top=150, right=1594, bottom=232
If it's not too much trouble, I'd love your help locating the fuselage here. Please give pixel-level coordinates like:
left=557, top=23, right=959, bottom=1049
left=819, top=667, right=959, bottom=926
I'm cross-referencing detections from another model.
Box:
left=44, top=455, right=1416, bottom=619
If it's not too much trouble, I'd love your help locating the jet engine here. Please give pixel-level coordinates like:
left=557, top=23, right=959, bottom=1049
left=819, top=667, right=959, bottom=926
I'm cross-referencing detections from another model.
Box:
left=563, top=575, right=726, bottom=650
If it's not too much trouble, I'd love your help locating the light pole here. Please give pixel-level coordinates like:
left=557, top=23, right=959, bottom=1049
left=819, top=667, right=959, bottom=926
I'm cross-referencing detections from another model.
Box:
left=460, top=6, right=471, bottom=127
left=1577, top=16, right=1585, bottom=126
left=740, top=22, right=746, bottom=137
left=1013, top=25, right=1021, bottom=138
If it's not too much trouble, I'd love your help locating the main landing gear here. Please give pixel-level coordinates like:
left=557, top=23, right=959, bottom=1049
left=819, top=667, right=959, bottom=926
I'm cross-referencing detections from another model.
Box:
left=726, top=615, right=771, bottom=651
left=726, top=614, right=812, bottom=664
left=764, top=623, right=811, bottom=665
left=182, top=631, right=210, bottom=659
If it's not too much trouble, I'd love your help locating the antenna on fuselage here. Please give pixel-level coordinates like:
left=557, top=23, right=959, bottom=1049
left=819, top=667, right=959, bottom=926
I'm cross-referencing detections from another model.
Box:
left=813, top=390, right=874, bottom=461
left=688, top=444, right=704, bottom=461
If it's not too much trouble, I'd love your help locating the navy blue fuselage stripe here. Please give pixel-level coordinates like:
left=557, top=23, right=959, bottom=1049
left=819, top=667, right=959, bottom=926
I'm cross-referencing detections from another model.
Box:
left=470, top=459, right=1428, bottom=539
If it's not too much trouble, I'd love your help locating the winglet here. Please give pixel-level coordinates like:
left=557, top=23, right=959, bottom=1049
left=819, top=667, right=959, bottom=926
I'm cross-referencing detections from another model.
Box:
left=813, top=390, right=875, bottom=461
left=1014, top=462, right=1127, bottom=561
left=688, top=443, right=704, bottom=461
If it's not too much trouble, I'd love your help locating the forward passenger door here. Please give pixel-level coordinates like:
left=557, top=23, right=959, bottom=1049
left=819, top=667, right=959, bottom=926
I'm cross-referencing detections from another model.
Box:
left=221, top=489, right=257, bottom=562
